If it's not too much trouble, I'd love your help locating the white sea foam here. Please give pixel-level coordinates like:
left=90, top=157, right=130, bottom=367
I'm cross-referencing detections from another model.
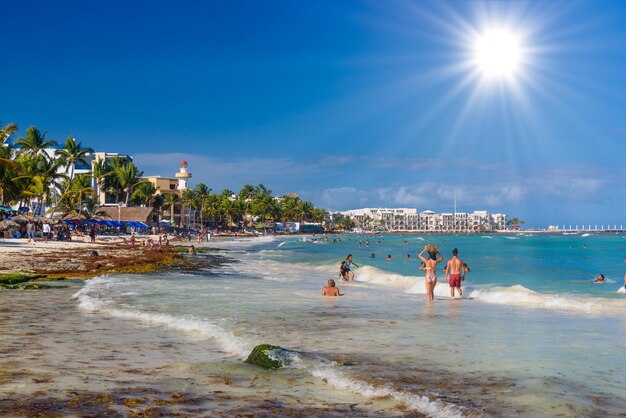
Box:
left=467, top=285, right=626, bottom=315
left=311, top=366, right=463, bottom=418
left=581, top=233, right=592, bottom=237
left=355, top=266, right=417, bottom=288
left=74, top=276, right=465, bottom=416
left=353, top=267, right=626, bottom=315
left=617, top=286, right=626, bottom=294
left=205, top=235, right=276, bottom=250
left=74, top=277, right=253, bottom=358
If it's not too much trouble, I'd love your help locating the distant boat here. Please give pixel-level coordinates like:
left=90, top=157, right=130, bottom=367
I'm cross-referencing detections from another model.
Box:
left=562, top=232, right=578, bottom=235
left=365, top=230, right=381, bottom=235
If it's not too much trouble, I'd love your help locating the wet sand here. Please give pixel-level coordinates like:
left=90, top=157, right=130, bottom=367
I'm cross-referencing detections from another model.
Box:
left=1, top=286, right=399, bottom=417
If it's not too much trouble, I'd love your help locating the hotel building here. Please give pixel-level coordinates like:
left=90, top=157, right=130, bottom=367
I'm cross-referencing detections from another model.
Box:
left=339, top=208, right=507, bottom=232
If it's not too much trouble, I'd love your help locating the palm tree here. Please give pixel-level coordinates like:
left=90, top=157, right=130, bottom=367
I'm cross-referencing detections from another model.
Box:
left=280, top=196, right=301, bottom=221
left=164, top=193, right=179, bottom=224
left=300, top=200, right=314, bottom=222
left=55, top=136, right=94, bottom=180
left=114, top=162, right=143, bottom=205
left=15, top=126, right=57, bottom=158
left=0, top=134, right=20, bottom=204
left=14, top=153, right=66, bottom=214
left=194, top=183, right=211, bottom=228
left=0, top=122, right=18, bottom=145
left=131, top=181, right=157, bottom=206
left=221, top=198, right=243, bottom=227
left=152, top=194, right=165, bottom=223
left=91, top=158, right=110, bottom=205
left=180, top=188, right=197, bottom=226
left=64, top=174, right=95, bottom=214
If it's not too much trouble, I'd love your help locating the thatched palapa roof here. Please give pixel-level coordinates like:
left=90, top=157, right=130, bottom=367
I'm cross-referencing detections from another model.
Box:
left=99, top=207, right=155, bottom=223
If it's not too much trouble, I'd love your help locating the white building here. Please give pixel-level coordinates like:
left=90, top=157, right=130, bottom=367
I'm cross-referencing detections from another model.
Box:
left=340, top=208, right=508, bottom=232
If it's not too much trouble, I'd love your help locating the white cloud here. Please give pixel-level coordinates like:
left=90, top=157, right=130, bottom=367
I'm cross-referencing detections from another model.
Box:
left=318, top=187, right=369, bottom=210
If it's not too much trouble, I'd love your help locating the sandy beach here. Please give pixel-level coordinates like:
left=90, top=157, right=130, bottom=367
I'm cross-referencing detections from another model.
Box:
left=0, top=237, right=185, bottom=278
left=0, top=278, right=397, bottom=417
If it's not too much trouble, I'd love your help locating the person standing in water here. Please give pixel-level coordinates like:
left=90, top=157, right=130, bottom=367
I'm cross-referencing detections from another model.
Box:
left=343, top=254, right=359, bottom=281
left=444, top=248, right=464, bottom=297
left=418, top=245, right=444, bottom=302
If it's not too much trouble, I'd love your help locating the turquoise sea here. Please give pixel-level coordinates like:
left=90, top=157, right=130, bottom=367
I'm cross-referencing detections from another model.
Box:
left=76, top=233, right=626, bottom=416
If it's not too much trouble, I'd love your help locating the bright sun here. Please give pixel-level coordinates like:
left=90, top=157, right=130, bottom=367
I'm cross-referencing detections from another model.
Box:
left=473, top=29, right=522, bottom=78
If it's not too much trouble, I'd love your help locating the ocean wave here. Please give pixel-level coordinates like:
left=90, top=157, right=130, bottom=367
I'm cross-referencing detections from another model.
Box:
left=311, top=366, right=463, bottom=418
left=204, top=235, right=277, bottom=250
left=353, top=267, right=626, bottom=315
left=74, top=276, right=465, bottom=416
left=73, top=277, right=253, bottom=358
left=355, top=266, right=418, bottom=288
left=467, top=285, right=626, bottom=314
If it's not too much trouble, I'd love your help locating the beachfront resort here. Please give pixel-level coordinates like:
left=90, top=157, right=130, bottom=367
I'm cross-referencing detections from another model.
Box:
left=336, top=207, right=508, bottom=232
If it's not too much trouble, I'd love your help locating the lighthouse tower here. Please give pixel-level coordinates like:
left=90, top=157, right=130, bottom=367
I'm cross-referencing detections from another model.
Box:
left=175, top=160, right=192, bottom=191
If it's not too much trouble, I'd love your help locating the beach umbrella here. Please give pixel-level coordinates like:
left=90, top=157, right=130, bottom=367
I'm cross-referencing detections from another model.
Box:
left=0, top=219, right=19, bottom=229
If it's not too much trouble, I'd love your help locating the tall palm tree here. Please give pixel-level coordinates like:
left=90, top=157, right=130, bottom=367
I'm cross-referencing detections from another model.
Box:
left=91, top=158, right=110, bottom=205
left=55, top=136, right=94, bottom=180
left=194, top=183, right=211, bottom=228
left=15, top=126, right=57, bottom=158
left=14, top=153, right=66, bottom=214
left=164, top=193, right=179, bottom=224
left=152, top=194, right=165, bottom=222
left=180, top=188, right=198, bottom=227
left=114, top=162, right=143, bottom=205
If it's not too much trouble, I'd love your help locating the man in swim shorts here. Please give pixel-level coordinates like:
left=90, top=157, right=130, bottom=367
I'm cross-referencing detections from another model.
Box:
left=323, top=279, right=341, bottom=296
left=444, top=248, right=464, bottom=297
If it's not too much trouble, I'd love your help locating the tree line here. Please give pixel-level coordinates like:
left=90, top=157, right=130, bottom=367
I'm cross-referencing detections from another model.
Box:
left=1, top=122, right=326, bottom=228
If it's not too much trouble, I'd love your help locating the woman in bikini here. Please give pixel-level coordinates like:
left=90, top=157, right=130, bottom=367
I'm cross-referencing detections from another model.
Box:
left=419, top=245, right=444, bottom=302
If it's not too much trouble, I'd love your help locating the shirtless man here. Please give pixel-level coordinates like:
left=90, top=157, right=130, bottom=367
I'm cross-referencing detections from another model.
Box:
left=418, top=245, right=444, bottom=302
left=322, top=279, right=341, bottom=296
left=444, top=248, right=464, bottom=297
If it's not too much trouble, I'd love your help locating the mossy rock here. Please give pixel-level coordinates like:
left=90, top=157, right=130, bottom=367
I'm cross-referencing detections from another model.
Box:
left=244, top=344, right=289, bottom=369
left=0, top=273, right=46, bottom=285
left=0, top=283, right=51, bottom=290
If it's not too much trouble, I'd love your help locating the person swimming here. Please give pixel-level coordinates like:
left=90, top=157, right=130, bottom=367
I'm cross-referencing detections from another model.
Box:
left=323, top=279, right=341, bottom=296
left=594, top=274, right=605, bottom=283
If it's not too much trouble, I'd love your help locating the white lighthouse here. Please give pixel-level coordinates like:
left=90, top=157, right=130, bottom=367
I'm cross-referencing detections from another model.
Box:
left=175, top=160, right=192, bottom=191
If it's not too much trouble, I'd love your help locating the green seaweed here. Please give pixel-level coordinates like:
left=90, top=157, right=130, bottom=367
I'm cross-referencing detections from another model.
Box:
left=0, top=273, right=47, bottom=284
left=244, top=344, right=286, bottom=369
left=0, top=283, right=52, bottom=290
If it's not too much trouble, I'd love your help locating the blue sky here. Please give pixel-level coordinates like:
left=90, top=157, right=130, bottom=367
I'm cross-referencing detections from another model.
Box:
left=2, top=0, right=625, bottom=227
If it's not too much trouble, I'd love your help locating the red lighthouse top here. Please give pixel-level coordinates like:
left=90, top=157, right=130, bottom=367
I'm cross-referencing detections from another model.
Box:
left=180, top=160, right=188, bottom=166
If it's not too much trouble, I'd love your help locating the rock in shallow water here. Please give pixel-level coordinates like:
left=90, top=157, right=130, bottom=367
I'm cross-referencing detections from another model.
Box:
left=244, top=344, right=290, bottom=369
